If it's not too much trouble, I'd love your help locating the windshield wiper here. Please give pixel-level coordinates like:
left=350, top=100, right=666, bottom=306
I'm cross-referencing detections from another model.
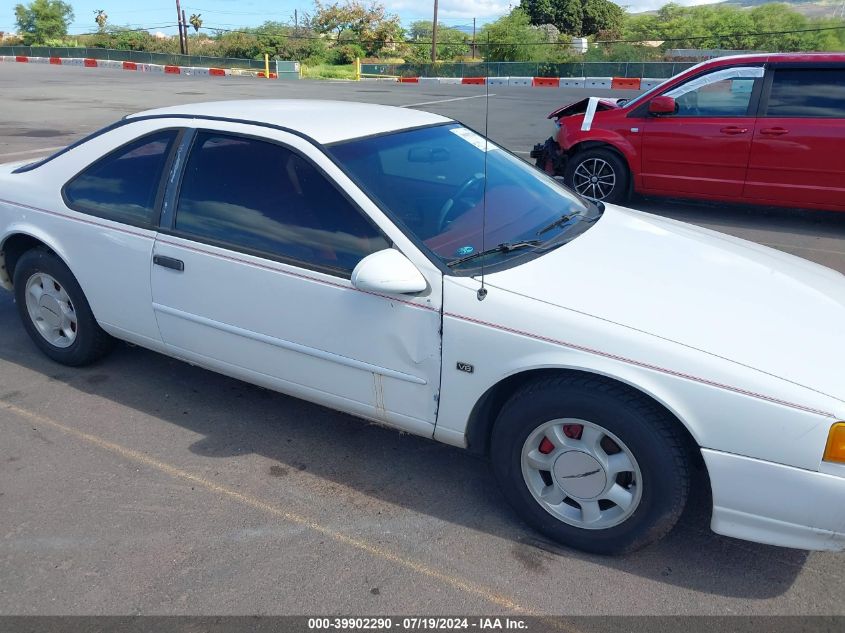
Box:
left=537, top=202, right=605, bottom=237
left=446, top=240, right=541, bottom=268
left=536, top=212, right=582, bottom=236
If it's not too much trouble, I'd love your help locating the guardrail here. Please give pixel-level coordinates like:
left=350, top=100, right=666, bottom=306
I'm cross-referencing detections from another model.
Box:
left=0, top=46, right=266, bottom=70
left=360, top=61, right=696, bottom=79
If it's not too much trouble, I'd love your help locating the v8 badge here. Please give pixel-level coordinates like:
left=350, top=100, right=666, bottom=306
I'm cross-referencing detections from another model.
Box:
left=456, top=362, right=474, bottom=374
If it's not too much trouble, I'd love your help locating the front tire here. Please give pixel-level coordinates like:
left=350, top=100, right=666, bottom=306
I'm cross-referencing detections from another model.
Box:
left=13, top=249, right=114, bottom=366
left=491, top=374, right=690, bottom=555
left=564, top=147, right=629, bottom=204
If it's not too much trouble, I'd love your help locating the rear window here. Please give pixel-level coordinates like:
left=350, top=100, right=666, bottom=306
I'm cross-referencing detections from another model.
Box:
left=765, top=68, right=845, bottom=118
left=64, top=130, right=178, bottom=228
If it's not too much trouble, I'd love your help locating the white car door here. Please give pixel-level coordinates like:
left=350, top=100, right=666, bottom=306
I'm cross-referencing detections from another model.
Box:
left=150, top=123, right=442, bottom=435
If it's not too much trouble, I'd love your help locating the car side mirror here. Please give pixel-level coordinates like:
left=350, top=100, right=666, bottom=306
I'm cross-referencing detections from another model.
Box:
left=351, top=249, right=427, bottom=295
left=649, top=96, right=676, bottom=116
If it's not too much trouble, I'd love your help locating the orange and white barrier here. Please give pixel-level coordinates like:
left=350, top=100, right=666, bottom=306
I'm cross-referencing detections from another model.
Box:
left=0, top=54, right=274, bottom=79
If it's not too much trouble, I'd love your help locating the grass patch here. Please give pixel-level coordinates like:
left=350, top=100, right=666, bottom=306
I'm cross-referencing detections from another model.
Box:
left=301, top=63, right=357, bottom=80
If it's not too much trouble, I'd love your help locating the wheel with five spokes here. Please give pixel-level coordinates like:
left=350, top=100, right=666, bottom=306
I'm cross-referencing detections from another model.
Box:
left=564, top=147, right=629, bottom=204
left=491, top=374, right=690, bottom=555
left=13, top=249, right=114, bottom=366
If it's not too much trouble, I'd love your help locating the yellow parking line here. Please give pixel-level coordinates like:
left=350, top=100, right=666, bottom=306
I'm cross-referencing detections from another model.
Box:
left=2, top=401, right=538, bottom=615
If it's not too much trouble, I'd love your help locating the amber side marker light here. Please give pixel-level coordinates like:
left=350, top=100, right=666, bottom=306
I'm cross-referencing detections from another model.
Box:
left=823, top=423, right=845, bottom=464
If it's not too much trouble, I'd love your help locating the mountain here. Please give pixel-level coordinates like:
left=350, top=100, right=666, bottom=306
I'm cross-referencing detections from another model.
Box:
left=721, top=0, right=845, bottom=18
left=634, top=0, right=845, bottom=18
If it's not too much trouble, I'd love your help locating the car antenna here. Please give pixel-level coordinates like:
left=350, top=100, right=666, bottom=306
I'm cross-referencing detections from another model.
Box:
left=477, top=34, right=490, bottom=302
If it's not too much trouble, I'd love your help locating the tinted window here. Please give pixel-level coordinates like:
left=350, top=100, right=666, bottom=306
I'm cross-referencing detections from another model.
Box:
left=766, top=68, right=845, bottom=118
left=64, top=130, right=177, bottom=227
left=175, top=132, right=389, bottom=274
left=330, top=124, right=594, bottom=270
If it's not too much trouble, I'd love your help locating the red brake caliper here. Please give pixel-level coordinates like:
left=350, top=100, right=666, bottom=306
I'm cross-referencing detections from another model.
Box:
left=562, top=424, right=583, bottom=440
left=539, top=424, right=584, bottom=456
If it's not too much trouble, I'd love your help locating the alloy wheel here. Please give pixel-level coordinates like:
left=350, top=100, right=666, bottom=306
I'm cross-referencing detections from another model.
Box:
left=24, top=272, right=78, bottom=348
left=572, top=158, right=616, bottom=201
left=521, top=418, right=643, bottom=530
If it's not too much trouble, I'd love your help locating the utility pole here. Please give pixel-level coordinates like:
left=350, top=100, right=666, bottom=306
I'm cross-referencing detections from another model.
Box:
left=472, top=17, right=476, bottom=59
left=175, top=0, right=185, bottom=54
left=430, top=0, right=438, bottom=63
left=294, top=9, right=299, bottom=34
left=182, top=9, right=189, bottom=55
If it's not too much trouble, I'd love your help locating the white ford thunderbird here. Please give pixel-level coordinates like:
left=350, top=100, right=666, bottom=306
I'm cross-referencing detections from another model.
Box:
left=1, top=100, right=843, bottom=554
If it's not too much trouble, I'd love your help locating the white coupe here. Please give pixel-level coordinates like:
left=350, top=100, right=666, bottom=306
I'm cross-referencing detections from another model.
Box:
left=1, top=100, right=843, bottom=555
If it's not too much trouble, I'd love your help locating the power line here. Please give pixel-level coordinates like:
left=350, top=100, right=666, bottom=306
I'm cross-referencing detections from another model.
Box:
left=195, top=21, right=845, bottom=46
left=64, top=24, right=180, bottom=35
left=34, top=19, right=845, bottom=47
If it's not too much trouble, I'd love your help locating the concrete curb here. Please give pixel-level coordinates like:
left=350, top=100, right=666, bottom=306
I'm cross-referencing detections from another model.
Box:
left=0, top=54, right=275, bottom=79
left=1, top=55, right=655, bottom=90
left=366, top=74, right=648, bottom=90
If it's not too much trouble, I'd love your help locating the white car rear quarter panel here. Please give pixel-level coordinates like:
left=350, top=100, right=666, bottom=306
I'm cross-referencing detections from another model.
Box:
left=435, top=275, right=843, bottom=473
left=0, top=120, right=177, bottom=344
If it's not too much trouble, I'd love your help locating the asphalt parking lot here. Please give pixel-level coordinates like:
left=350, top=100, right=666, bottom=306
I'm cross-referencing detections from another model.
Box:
left=1, top=63, right=844, bottom=617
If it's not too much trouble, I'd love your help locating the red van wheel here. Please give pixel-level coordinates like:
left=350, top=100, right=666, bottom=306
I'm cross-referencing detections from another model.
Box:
left=565, top=148, right=629, bottom=204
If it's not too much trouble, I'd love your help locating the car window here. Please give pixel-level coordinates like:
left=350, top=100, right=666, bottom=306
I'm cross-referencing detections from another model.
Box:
left=665, top=66, right=763, bottom=117
left=376, top=135, right=478, bottom=186
left=765, top=68, right=845, bottom=118
left=174, top=132, right=389, bottom=275
left=64, top=129, right=178, bottom=228
left=330, top=124, right=593, bottom=270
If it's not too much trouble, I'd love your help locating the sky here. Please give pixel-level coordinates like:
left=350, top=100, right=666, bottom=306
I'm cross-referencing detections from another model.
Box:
left=2, top=0, right=718, bottom=37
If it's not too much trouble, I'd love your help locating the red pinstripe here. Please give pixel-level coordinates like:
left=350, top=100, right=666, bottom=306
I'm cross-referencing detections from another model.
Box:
left=1, top=197, right=835, bottom=418
left=155, top=237, right=439, bottom=313
left=444, top=311, right=836, bottom=418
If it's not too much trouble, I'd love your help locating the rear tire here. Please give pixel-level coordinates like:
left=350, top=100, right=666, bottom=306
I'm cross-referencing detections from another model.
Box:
left=491, top=374, right=690, bottom=555
left=13, top=249, right=114, bottom=366
left=565, top=147, right=629, bottom=204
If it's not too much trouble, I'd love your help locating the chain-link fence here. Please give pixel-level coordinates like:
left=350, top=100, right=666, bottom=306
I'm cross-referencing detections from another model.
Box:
left=361, top=61, right=697, bottom=79
left=0, top=46, right=266, bottom=70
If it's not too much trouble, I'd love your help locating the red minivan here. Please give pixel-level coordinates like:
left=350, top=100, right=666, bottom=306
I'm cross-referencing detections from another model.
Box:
left=532, top=53, right=845, bottom=212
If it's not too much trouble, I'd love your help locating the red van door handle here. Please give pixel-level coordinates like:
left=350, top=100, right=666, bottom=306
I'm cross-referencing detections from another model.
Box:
left=760, top=127, right=789, bottom=136
left=720, top=126, right=748, bottom=135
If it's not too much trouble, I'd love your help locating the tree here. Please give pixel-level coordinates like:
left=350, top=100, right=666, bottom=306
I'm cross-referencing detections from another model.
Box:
left=479, top=9, right=553, bottom=62
left=520, top=0, right=623, bottom=37
left=14, top=0, right=74, bottom=45
left=311, top=1, right=403, bottom=56
left=94, top=9, right=107, bottom=32
left=405, top=21, right=469, bottom=62
left=619, top=2, right=843, bottom=52
left=582, top=0, right=624, bottom=39
left=189, top=13, right=203, bottom=33
left=212, top=21, right=329, bottom=64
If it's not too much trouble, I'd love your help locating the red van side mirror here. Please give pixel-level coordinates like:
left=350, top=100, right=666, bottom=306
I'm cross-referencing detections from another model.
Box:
left=649, top=96, right=677, bottom=115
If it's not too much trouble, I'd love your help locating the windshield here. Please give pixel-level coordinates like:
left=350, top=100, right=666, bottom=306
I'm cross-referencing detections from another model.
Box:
left=622, top=77, right=673, bottom=109
left=623, top=59, right=712, bottom=110
left=329, top=123, right=596, bottom=271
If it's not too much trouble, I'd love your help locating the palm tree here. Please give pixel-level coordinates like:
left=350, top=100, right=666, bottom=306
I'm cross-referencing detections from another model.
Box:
left=94, top=9, right=108, bottom=31
left=189, top=13, right=203, bottom=33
